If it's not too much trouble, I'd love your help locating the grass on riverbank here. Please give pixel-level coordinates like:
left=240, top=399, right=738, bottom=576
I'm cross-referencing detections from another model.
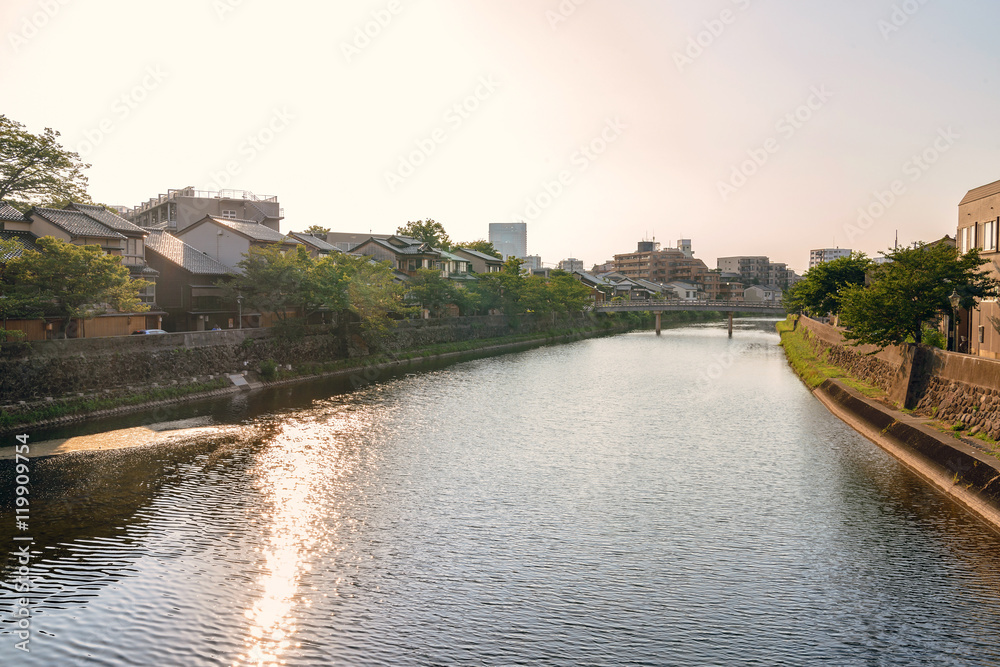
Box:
left=263, top=321, right=635, bottom=383
left=776, top=316, right=885, bottom=399
left=0, top=378, right=230, bottom=431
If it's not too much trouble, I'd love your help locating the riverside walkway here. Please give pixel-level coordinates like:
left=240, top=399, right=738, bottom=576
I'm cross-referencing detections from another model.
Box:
left=592, top=299, right=786, bottom=335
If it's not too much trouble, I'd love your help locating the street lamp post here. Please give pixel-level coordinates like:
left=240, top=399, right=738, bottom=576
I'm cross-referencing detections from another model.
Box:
left=949, top=289, right=960, bottom=353
left=237, top=294, right=243, bottom=330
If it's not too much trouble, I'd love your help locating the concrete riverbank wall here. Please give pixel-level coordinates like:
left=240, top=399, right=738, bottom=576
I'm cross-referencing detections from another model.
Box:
left=787, top=316, right=1000, bottom=531
left=797, top=316, right=1000, bottom=439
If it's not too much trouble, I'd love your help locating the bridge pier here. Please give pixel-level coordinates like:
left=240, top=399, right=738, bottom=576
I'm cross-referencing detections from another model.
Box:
left=655, top=312, right=661, bottom=335
left=728, top=312, right=733, bottom=338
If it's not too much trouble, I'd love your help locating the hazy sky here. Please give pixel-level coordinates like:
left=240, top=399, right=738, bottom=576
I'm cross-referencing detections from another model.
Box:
left=3, top=0, right=999, bottom=272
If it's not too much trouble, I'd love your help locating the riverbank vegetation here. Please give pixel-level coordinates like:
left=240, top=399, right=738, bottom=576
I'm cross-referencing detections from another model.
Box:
left=776, top=317, right=885, bottom=398
left=785, top=242, right=998, bottom=349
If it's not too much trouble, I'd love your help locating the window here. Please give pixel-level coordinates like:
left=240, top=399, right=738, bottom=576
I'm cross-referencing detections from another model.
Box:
left=987, top=220, right=996, bottom=252
left=138, top=278, right=155, bottom=304
left=221, top=210, right=237, bottom=219
left=963, top=226, right=970, bottom=253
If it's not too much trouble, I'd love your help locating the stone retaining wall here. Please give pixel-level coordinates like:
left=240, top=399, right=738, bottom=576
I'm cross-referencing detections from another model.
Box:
left=0, top=313, right=604, bottom=404
left=795, top=316, right=1000, bottom=439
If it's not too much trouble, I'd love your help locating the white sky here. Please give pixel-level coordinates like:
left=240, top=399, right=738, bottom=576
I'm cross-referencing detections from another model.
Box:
left=2, top=0, right=998, bottom=273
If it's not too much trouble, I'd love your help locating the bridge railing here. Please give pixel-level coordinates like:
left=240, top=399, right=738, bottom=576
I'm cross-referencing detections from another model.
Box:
left=592, top=299, right=784, bottom=310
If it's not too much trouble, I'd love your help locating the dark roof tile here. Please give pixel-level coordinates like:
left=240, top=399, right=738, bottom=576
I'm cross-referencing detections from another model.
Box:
left=30, top=207, right=125, bottom=239
left=144, top=230, right=234, bottom=275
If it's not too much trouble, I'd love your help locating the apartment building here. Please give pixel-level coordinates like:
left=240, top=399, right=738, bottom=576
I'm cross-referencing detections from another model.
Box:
left=614, top=239, right=720, bottom=299
left=125, top=187, right=283, bottom=233
left=957, top=178, right=1000, bottom=358
left=808, top=247, right=851, bottom=269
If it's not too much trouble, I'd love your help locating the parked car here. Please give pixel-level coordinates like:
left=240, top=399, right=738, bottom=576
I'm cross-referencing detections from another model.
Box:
left=131, top=329, right=168, bottom=335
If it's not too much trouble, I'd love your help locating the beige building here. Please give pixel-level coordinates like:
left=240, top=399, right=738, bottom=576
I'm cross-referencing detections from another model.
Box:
left=957, top=179, right=1000, bottom=358
left=176, top=216, right=301, bottom=270
left=125, top=187, right=283, bottom=233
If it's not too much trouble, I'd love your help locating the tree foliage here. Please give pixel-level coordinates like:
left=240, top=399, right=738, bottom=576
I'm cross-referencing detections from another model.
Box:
left=456, top=239, right=501, bottom=259
left=4, top=237, right=149, bottom=329
left=785, top=252, right=872, bottom=316
left=340, top=254, right=408, bottom=335
left=0, top=115, right=91, bottom=210
left=396, top=219, right=451, bottom=250
left=303, top=225, right=331, bottom=236
left=839, top=243, right=998, bottom=348
left=406, top=268, right=461, bottom=318
left=225, top=246, right=351, bottom=323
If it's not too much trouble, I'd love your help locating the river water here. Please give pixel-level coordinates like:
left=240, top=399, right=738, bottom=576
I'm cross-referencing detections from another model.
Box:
left=3, top=320, right=1000, bottom=666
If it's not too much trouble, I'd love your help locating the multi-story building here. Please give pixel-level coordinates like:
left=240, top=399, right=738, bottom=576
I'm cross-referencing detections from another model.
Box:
left=957, top=178, right=1000, bottom=357
left=558, top=257, right=584, bottom=272
left=717, top=255, right=799, bottom=288
left=521, top=254, right=542, bottom=271
left=615, top=240, right=720, bottom=299
left=125, top=187, right=283, bottom=233
left=717, top=256, right=769, bottom=284
left=489, top=222, right=527, bottom=260
left=808, top=247, right=851, bottom=269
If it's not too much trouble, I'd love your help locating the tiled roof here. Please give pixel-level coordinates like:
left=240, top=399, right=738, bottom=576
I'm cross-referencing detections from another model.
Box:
left=30, top=207, right=125, bottom=239
left=454, top=247, right=502, bottom=262
left=960, top=179, right=1000, bottom=206
left=364, top=237, right=439, bottom=256
left=210, top=217, right=298, bottom=243
left=144, top=230, right=234, bottom=275
left=67, top=203, right=146, bottom=236
left=0, top=201, right=26, bottom=222
left=0, top=230, right=42, bottom=262
left=290, top=232, right=338, bottom=252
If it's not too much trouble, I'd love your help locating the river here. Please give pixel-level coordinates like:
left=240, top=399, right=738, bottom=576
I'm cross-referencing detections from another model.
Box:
left=3, top=319, right=1000, bottom=666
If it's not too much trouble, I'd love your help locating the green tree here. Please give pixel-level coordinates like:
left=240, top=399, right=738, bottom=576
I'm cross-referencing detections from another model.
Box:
left=224, top=246, right=308, bottom=323
left=0, top=116, right=91, bottom=210
left=397, top=219, right=451, bottom=250
left=225, top=246, right=352, bottom=323
left=839, top=243, right=998, bottom=348
left=785, top=252, right=872, bottom=317
left=5, top=237, right=149, bottom=333
left=406, top=268, right=460, bottom=318
left=548, top=273, right=593, bottom=313
left=340, top=255, right=408, bottom=337
left=303, top=225, right=331, bottom=236
left=456, top=239, right=501, bottom=259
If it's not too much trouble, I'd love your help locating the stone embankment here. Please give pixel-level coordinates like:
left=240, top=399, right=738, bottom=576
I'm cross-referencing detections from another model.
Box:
left=782, top=316, right=1000, bottom=531
left=0, top=313, right=638, bottom=431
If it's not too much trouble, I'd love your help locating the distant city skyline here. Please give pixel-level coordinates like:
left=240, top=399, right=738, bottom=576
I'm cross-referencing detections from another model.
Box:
left=3, top=1, right=999, bottom=273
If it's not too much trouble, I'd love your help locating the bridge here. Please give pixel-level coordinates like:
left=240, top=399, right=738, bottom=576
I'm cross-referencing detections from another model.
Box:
left=592, top=299, right=786, bottom=336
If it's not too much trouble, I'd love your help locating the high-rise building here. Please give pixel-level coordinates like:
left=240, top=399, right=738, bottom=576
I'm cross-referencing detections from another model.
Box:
left=489, top=222, right=527, bottom=260
left=808, top=248, right=851, bottom=269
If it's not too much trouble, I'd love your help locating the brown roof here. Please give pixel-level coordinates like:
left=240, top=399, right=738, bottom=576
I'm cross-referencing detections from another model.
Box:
left=144, top=230, right=234, bottom=275
left=66, top=203, right=146, bottom=237
left=29, top=207, right=125, bottom=239
left=959, top=178, right=1000, bottom=206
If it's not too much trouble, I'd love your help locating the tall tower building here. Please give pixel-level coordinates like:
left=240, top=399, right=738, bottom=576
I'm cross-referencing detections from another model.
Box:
left=489, top=222, right=527, bottom=260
